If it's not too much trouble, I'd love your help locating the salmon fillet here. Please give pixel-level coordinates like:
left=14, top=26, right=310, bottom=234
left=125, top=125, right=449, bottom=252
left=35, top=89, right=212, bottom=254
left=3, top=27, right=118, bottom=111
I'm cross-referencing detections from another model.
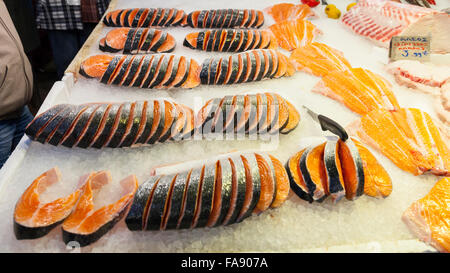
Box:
left=289, top=42, right=352, bottom=77
left=312, top=67, right=400, bottom=115
left=264, top=3, right=317, bottom=23
left=269, top=18, right=321, bottom=51
left=402, top=177, right=450, bottom=253
left=347, top=107, right=450, bottom=176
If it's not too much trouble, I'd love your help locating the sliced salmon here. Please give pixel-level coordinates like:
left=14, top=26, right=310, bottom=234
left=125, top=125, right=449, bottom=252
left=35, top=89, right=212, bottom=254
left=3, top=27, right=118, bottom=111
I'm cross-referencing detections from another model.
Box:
left=289, top=42, right=352, bottom=77
left=103, top=8, right=187, bottom=27
left=101, top=28, right=176, bottom=54
left=184, top=9, right=264, bottom=28
left=402, top=177, right=450, bottom=253
left=79, top=55, right=114, bottom=79
left=253, top=153, right=275, bottom=214
left=62, top=171, right=138, bottom=247
left=25, top=100, right=193, bottom=148
left=312, top=68, right=400, bottom=115
left=183, top=29, right=276, bottom=52
left=269, top=18, right=322, bottom=51
left=348, top=107, right=450, bottom=176
left=286, top=148, right=313, bottom=202
left=80, top=54, right=199, bottom=89
left=302, top=143, right=328, bottom=201
left=353, top=138, right=392, bottom=198
left=324, top=139, right=346, bottom=203
left=338, top=139, right=365, bottom=200
left=268, top=154, right=290, bottom=208
left=264, top=3, right=317, bottom=23
left=198, top=49, right=292, bottom=85
left=236, top=154, right=261, bottom=222
left=181, top=58, right=201, bottom=88
left=14, top=167, right=82, bottom=240
left=280, top=100, right=301, bottom=134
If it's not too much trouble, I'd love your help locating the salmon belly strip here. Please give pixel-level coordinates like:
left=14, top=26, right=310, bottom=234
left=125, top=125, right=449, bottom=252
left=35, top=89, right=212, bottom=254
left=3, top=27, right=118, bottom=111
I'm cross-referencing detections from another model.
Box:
left=402, top=177, right=450, bottom=253
left=347, top=107, right=450, bottom=176
left=264, top=3, right=317, bottom=23
left=289, top=42, right=352, bottom=77
left=341, top=0, right=438, bottom=47
left=312, top=67, right=400, bottom=115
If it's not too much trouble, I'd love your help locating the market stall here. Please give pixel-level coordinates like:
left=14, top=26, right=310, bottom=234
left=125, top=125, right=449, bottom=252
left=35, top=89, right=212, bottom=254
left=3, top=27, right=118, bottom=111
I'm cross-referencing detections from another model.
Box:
left=0, top=0, right=448, bottom=253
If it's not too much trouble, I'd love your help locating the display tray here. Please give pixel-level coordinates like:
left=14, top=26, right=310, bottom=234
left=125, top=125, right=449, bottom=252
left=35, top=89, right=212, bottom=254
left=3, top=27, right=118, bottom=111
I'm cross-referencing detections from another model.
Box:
left=0, top=0, right=447, bottom=252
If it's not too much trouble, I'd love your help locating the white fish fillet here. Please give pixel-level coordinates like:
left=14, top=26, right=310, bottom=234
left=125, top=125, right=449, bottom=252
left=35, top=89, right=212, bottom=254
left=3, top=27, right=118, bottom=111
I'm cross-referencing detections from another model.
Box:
left=341, top=0, right=447, bottom=51
left=434, top=82, right=450, bottom=127
left=386, top=60, right=450, bottom=96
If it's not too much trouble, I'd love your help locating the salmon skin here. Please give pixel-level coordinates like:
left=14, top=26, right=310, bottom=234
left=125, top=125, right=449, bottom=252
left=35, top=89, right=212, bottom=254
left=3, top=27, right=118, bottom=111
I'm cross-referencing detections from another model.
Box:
left=79, top=54, right=200, bottom=89
left=195, top=93, right=300, bottom=138
left=347, top=107, right=450, bottom=176
left=103, top=8, right=187, bottom=27
left=25, top=100, right=195, bottom=149
left=182, top=9, right=264, bottom=28
left=100, top=28, right=176, bottom=54
left=286, top=137, right=392, bottom=203
left=402, top=177, right=450, bottom=253
left=312, top=67, right=400, bottom=115
left=62, top=171, right=138, bottom=247
left=14, top=167, right=82, bottom=240
left=268, top=18, right=322, bottom=51
left=125, top=152, right=289, bottom=230
left=183, top=29, right=277, bottom=52
left=199, top=49, right=294, bottom=85
left=264, top=3, right=317, bottom=23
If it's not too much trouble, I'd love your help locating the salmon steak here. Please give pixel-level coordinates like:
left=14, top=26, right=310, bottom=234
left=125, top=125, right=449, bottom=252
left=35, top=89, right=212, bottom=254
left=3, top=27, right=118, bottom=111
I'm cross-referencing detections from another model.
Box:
left=312, top=67, right=400, bottom=115
left=79, top=54, right=200, bottom=89
left=25, top=100, right=195, bottom=148
left=402, top=177, right=450, bottom=253
left=182, top=9, right=264, bottom=28
left=286, top=137, right=392, bottom=203
left=341, top=0, right=441, bottom=48
left=289, top=42, right=352, bottom=77
left=195, top=92, right=300, bottom=137
left=199, top=49, right=295, bottom=85
left=183, top=29, right=278, bottom=52
left=103, top=8, right=186, bottom=27
left=62, top=171, right=138, bottom=247
left=14, top=167, right=83, bottom=240
left=264, top=3, right=317, bottom=23
left=268, top=18, right=322, bottom=51
left=352, top=138, right=392, bottom=198
left=99, top=28, right=176, bottom=54
left=125, top=152, right=289, bottom=230
left=347, top=107, right=450, bottom=176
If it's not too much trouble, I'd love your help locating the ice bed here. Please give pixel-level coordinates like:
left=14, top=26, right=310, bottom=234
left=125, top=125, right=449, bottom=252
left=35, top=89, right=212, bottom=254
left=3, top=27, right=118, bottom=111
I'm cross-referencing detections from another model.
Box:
left=0, top=0, right=448, bottom=252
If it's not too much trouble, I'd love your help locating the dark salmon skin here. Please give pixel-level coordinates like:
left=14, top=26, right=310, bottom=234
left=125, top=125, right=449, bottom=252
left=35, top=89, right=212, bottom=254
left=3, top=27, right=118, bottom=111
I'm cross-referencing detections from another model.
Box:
left=103, top=8, right=187, bottom=27
left=81, top=54, right=200, bottom=89
left=124, top=152, right=288, bottom=232
left=182, top=9, right=264, bottom=28
left=199, top=49, right=291, bottom=85
left=25, top=100, right=195, bottom=149
left=184, top=29, right=275, bottom=52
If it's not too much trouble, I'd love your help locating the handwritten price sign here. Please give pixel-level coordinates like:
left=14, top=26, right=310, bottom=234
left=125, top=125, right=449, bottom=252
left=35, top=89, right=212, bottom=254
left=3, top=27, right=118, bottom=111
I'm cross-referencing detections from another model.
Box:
left=389, top=36, right=430, bottom=61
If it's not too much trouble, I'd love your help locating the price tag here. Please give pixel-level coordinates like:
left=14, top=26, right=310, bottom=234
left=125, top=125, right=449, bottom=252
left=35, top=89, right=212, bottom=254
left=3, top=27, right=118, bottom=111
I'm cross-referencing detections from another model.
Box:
left=389, top=36, right=431, bottom=61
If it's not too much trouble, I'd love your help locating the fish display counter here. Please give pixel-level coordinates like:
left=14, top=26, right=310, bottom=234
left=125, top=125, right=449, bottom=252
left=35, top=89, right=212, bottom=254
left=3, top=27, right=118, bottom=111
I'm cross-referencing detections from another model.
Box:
left=0, top=0, right=448, bottom=253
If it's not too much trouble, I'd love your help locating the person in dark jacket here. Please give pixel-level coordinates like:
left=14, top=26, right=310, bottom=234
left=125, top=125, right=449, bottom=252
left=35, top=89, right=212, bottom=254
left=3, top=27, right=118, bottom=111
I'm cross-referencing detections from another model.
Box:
left=0, top=0, right=35, bottom=169
left=35, top=0, right=111, bottom=79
